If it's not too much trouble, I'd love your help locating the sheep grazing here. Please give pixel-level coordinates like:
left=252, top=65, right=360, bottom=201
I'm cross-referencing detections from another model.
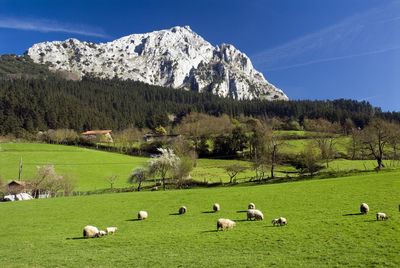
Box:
left=271, top=218, right=280, bottom=226
left=278, top=217, right=288, bottom=226
left=179, top=206, right=187, bottom=215
left=217, top=218, right=236, bottom=231
left=360, top=203, right=370, bottom=214
left=247, top=209, right=264, bottom=221
left=106, top=227, right=117, bottom=235
left=248, top=203, right=255, bottom=210
left=99, top=230, right=107, bottom=236
left=152, top=186, right=158, bottom=191
left=376, top=212, right=389, bottom=221
left=213, top=203, right=220, bottom=212
left=272, top=217, right=287, bottom=226
left=83, top=225, right=100, bottom=238
left=138, top=211, right=148, bottom=220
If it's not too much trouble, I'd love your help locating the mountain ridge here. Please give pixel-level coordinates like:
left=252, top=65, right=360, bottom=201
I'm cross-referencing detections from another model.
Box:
left=26, top=26, right=288, bottom=100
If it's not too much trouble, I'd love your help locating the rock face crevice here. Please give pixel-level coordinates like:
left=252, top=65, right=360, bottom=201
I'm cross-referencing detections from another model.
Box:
left=27, top=26, right=288, bottom=100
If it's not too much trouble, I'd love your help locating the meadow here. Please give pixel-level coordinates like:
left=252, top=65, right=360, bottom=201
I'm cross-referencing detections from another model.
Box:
left=0, top=170, right=399, bottom=267
left=0, top=142, right=396, bottom=192
left=0, top=143, right=148, bottom=190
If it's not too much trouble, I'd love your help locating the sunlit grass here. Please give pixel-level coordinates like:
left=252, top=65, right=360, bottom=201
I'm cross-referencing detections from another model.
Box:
left=0, top=171, right=398, bottom=267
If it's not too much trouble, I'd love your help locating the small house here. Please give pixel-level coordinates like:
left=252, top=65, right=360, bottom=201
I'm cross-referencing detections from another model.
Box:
left=81, top=130, right=113, bottom=143
left=6, top=180, right=29, bottom=194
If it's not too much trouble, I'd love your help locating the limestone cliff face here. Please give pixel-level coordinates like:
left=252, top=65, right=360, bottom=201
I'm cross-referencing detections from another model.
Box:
left=27, top=26, right=288, bottom=100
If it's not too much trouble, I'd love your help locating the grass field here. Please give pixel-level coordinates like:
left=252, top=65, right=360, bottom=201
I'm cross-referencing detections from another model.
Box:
left=1, top=143, right=397, bottom=192
left=0, top=143, right=148, bottom=191
left=0, top=170, right=399, bottom=267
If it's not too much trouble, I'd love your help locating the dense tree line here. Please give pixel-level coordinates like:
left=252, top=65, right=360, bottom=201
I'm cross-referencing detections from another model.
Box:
left=0, top=54, right=398, bottom=136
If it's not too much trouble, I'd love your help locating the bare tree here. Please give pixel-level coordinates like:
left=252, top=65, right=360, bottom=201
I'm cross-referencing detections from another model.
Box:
left=359, top=119, right=391, bottom=170
left=105, top=175, right=119, bottom=189
left=29, top=165, right=75, bottom=197
left=223, top=164, right=247, bottom=183
left=170, top=136, right=198, bottom=167
left=346, top=126, right=363, bottom=160
left=315, top=134, right=337, bottom=168
left=173, top=157, right=194, bottom=187
left=249, top=124, right=283, bottom=180
left=114, top=127, right=141, bottom=153
left=128, top=168, right=147, bottom=191
left=289, top=142, right=322, bottom=176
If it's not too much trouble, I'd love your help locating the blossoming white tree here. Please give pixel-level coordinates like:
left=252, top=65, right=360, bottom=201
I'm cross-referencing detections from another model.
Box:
left=148, top=148, right=180, bottom=190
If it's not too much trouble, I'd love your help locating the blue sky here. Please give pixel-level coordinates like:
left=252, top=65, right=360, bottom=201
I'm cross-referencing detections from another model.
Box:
left=0, top=0, right=399, bottom=111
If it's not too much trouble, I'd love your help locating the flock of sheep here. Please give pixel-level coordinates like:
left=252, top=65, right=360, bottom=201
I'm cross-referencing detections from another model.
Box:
left=360, top=203, right=390, bottom=221
left=82, top=202, right=287, bottom=238
left=83, top=202, right=394, bottom=238
left=83, top=226, right=117, bottom=238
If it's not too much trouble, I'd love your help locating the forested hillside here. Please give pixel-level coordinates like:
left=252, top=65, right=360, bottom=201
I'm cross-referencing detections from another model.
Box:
left=0, top=54, right=398, bottom=136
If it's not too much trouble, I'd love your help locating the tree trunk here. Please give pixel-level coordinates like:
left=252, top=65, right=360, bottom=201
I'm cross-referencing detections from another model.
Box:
left=270, top=164, right=274, bottom=179
left=377, top=158, right=385, bottom=169
left=162, top=178, right=166, bottom=191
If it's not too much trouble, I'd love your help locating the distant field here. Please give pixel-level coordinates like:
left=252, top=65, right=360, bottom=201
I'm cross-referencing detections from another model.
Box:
left=0, top=143, right=148, bottom=191
left=1, top=143, right=396, bottom=192
left=280, top=136, right=350, bottom=154
left=0, top=170, right=399, bottom=267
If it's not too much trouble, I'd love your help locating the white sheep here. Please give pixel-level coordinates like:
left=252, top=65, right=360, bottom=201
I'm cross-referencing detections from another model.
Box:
left=376, top=212, right=388, bottom=221
left=83, top=225, right=100, bottom=238
left=179, top=206, right=187, bottom=215
left=248, top=203, right=255, bottom=210
left=138, top=211, right=148, bottom=220
left=106, top=227, right=117, bottom=235
left=99, top=230, right=107, bottom=236
left=213, top=203, right=220, bottom=212
left=278, top=217, right=288, bottom=226
left=217, top=218, right=236, bottom=231
left=360, top=203, right=369, bottom=214
left=247, top=209, right=264, bottom=221
left=271, top=218, right=280, bottom=226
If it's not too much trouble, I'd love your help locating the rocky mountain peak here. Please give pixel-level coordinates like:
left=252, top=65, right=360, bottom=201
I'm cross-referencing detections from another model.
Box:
left=26, top=26, right=288, bottom=100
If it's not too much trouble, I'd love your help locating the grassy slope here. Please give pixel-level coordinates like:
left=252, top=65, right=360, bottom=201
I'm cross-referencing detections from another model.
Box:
left=0, top=171, right=399, bottom=267
left=1, top=143, right=396, bottom=192
left=0, top=143, right=148, bottom=190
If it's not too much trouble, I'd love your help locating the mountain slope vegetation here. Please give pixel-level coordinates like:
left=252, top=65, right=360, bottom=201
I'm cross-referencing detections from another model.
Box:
left=0, top=54, right=399, bottom=136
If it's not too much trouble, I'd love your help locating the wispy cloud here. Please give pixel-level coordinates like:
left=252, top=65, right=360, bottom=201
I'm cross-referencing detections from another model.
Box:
left=253, top=2, right=400, bottom=71
left=0, top=17, right=108, bottom=38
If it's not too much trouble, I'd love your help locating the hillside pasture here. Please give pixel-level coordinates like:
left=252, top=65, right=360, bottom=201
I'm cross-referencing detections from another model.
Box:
left=0, top=171, right=399, bottom=267
left=1, top=143, right=397, bottom=192
left=0, top=143, right=148, bottom=191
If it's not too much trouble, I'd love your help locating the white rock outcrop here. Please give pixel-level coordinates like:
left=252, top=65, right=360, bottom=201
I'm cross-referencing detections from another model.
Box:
left=27, top=26, right=288, bottom=100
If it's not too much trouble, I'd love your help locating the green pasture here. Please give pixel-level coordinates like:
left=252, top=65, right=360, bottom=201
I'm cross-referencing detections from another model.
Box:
left=280, top=136, right=350, bottom=155
left=0, top=171, right=399, bottom=267
left=0, top=143, right=148, bottom=191
left=1, top=143, right=397, bottom=192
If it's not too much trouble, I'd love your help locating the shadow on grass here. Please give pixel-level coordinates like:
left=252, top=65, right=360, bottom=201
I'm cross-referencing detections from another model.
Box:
left=236, top=210, right=247, bottom=213
left=126, top=219, right=141, bottom=221
left=66, top=237, right=86, bottom=240
left=201, top=230, right=218, bottom=233
left=201, top=211, right=216, bottom=214
left=169, top=213, right=181, bottom=216
left=232, top=219, right=248, bottom=222
left=342, top=213, right=364, bottom=216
